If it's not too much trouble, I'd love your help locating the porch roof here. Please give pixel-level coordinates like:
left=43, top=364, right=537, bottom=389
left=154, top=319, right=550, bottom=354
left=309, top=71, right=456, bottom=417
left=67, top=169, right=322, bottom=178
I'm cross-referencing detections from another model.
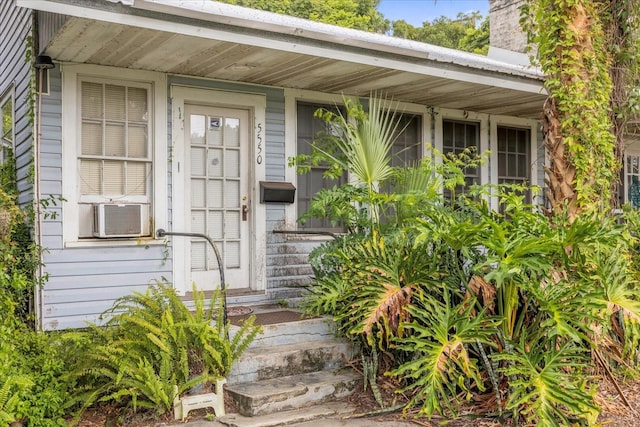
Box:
left=22, top=0, right=547, bottom=118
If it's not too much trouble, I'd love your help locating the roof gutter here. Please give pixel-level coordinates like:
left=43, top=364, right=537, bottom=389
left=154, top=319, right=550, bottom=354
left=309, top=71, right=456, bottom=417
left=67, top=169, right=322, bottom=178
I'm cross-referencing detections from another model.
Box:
left=17, top=0, right=545, bottom=94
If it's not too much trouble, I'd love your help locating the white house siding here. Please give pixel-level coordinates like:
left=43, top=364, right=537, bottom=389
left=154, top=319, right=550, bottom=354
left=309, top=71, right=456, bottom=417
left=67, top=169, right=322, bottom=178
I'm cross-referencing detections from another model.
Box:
left=39, top=66, right=170, bottom=330
left=1, top=3, right=33, bottom=208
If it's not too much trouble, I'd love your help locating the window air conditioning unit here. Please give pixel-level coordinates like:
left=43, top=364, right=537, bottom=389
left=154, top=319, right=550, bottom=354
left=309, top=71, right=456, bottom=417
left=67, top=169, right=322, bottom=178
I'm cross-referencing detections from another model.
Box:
left=93, top=204, right=143, bottom=238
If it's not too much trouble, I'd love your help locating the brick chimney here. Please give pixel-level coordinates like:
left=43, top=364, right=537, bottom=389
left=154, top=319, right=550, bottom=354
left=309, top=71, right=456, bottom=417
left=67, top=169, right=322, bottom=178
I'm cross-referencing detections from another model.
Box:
left=489, top=0, right=528, bottom=53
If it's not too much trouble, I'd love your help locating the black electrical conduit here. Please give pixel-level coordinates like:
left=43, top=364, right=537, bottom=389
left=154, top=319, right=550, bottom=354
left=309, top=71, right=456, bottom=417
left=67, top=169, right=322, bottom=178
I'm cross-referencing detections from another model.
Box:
left=156, top=229, right=228, bottom=329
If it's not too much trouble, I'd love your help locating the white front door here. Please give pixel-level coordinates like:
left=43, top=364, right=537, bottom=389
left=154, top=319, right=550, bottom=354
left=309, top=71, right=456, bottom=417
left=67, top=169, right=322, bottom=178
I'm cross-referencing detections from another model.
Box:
left=184, top=104, right=251, bottom=290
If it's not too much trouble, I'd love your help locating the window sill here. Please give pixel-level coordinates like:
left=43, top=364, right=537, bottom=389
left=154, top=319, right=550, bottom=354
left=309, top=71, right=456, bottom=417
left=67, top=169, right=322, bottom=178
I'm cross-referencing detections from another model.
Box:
left=64, top=238, right=166, bottom=249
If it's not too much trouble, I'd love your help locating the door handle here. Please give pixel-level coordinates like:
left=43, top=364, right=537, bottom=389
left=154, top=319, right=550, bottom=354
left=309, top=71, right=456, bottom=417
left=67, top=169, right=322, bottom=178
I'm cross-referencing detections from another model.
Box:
left=242, top=204, right=248, bottom=221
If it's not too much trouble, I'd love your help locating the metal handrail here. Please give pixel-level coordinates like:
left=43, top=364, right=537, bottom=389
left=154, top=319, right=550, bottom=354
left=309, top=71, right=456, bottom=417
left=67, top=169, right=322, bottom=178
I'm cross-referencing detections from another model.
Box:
left=273, top=229, right=338, bottom=239
left=156, top=229, right=228, bottom=328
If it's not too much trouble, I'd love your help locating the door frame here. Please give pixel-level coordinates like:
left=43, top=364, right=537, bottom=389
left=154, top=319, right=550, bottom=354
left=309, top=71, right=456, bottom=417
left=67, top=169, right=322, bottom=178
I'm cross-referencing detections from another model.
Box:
left=170, top=85, right=267, bottom=295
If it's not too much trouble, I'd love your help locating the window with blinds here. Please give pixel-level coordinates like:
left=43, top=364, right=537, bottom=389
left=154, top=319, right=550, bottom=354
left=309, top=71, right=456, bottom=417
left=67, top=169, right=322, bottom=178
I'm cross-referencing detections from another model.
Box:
left=79, top=81, right=151, bottom=200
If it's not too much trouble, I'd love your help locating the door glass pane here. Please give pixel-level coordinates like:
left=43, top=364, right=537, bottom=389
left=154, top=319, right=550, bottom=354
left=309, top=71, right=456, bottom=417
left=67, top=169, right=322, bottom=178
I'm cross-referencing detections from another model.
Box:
left=225, top=117, right=240, bottom=147
left=208, top=245, right=219, bottom=270
left=208, top=211, right=223, bottom=239
left=208, top=116, right=223, bottom=146
left=191, top=241, right=206, bottom=270
left=191, top=178, right=205, bottom=207
left=225, top=180, right=239, bottom=208
left=190, top=115, right=205, bottom=145
left=208, top=149, right=223, bottom=177
left=225, top=149, right=240, bottom=177
left=191, top=210, right=205, bottom=234
left=207, top=180, right=223, bottom=208
left=191, top=147, right=206, bottom=176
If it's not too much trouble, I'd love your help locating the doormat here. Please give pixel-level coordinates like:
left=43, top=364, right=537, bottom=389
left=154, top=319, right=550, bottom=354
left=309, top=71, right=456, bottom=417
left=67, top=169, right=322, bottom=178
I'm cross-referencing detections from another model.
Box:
left=226, top=306, right=253, bottom=317
left=229, top=310, right=314, bottom=326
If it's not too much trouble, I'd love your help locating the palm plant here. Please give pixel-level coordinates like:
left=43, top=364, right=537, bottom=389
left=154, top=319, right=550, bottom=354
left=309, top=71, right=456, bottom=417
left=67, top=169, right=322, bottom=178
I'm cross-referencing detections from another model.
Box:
left=292, top=94, right=406, bottom=227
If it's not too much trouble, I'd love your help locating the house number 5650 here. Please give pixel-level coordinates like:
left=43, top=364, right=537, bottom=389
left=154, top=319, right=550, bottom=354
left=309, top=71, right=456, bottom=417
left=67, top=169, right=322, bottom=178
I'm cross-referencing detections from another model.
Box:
left=256, top=123, right=263, bottom=165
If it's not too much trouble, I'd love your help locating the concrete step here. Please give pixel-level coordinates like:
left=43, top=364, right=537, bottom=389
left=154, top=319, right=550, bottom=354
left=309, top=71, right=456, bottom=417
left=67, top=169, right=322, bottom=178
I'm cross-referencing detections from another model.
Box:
left=267, top=275, right=314, bottom=288
left=217, top=402, right=354, bottom=427
left=266, top=241, right=323, bottom=255
left=266, top=287, right=307, bottom=301
left=267, top=264, right=314, bottom=277
left=227, top=340, right=355, bottom=384
left=225, top=369, right=359, bottom=417
left=267, top=253, right=311, bottom=266
left=230, top=315, right=336, bottom=349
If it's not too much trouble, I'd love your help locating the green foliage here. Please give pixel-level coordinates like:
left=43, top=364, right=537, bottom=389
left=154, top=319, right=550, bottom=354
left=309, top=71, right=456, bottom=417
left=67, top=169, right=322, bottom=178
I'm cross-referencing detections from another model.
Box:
left=220, top=0, right=389, bottom=32
left=458, top=16, right=490, bottom=55
left=300, top=100, right=640, bottom=423
left=520, top=0, right=637, bottom=215
left=70, top=282, right=260, bottom=418
left=0, top=324, right=82, bottom=426
left=299, top=184, right=369, bottom=232
left=391, top=291, right=497, bottom=418
left=494, top=338, right=598, bottom=426
left=391, top=12, right=489, bottom=54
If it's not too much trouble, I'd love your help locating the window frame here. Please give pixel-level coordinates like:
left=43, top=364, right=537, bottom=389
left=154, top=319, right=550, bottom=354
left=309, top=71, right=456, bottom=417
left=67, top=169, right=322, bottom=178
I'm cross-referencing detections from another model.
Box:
left=1, top=87, right=14, bottom=164
left=624, top=150, right=640, bottom=204
left=284, top=89, right=429, bottom=234
left=434, top=108, right=489, bottom=199
left=77, top=77, right=153, bottom=206
left=489, top=116, right=538, bottom=211
left=61, top=64, right=167, bottom=247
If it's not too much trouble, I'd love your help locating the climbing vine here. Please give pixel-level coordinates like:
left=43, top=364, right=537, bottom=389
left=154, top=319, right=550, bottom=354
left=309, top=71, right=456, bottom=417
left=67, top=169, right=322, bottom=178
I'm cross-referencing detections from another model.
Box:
left=522, top=0, right=640, bottom=220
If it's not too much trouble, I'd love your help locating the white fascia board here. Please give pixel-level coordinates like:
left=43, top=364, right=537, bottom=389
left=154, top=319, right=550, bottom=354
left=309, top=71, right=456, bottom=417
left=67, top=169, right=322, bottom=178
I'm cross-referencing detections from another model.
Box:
left=136, top=0, right=543, bottom=79
left=19, top=0, right=546, bottom=94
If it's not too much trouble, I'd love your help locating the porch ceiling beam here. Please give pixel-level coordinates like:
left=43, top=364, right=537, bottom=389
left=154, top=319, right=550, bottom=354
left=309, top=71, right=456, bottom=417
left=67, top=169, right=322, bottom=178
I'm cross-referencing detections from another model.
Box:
left=19, top=0, right=546, bottom=96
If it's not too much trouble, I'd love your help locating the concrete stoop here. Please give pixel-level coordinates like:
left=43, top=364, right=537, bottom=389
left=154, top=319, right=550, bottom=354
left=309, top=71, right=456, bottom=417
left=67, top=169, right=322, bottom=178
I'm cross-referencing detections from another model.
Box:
left=217, top=402, right=355, bottom=427
left=225, top=308, right=359, bottom=420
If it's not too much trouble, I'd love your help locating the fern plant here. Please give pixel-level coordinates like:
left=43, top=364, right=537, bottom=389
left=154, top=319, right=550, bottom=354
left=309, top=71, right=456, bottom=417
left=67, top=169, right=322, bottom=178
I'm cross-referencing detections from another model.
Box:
left=0, top=372, right=33, bottom=425
left=71, top=281, right=260, bottom=419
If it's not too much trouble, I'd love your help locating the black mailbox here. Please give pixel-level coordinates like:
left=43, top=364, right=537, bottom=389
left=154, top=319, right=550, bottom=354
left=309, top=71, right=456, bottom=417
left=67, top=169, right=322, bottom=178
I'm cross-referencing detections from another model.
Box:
left=260, top=181, right=296, bottom=203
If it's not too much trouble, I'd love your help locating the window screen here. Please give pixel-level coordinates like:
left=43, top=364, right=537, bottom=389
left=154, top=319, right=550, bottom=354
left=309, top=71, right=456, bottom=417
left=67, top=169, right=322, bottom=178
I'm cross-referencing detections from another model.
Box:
left=1, top=95, right=12, bottom=164
left=497, top=126, right=531, bottom=203
left=442, top=119, right=479, bottom=201
left=296, top=102, right=347, bottom=230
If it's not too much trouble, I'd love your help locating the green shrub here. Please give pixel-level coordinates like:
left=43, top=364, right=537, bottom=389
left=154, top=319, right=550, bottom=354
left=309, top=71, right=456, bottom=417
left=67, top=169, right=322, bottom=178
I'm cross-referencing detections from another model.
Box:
left=70, top=281, right=260, bottom=419
left=298, top=99, right=640, bottom=424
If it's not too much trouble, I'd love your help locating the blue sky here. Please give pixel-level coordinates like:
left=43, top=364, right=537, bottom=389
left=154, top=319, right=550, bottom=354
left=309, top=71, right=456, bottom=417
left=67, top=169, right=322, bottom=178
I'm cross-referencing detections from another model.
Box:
left=377, top=0, right=489, bottom=26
